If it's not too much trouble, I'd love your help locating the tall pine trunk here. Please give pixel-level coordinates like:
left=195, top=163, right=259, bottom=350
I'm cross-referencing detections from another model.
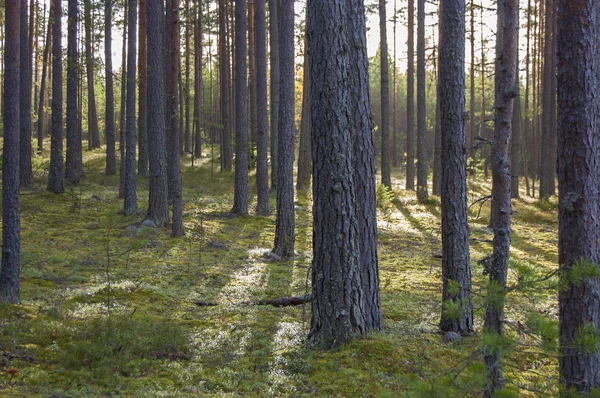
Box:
left=268, top=0, right=279, bottom=190
left=416, top=0, right=428, bottom=201
left=406, top=0, right=415, bottom=190
left=124, top=0, right=137, bottom=215
left=47, top=0, right=64, bottom=194
left=65, top=0, right=80, bottom=185
left=255, top=0, right=270, bottom=215
left=19, top=0, right=33, bottom=188
left=85, top=0, right=100, bottom=149
left=138, top=0, right=149, bottom=177
left=379, top=0, right=391, bottom=188
left=296, top=33, right=311, bottom=191
left=105, top=0, right=117, bottom=175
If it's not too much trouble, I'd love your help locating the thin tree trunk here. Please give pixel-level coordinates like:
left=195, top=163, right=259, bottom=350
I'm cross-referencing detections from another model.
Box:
left=36, top=9, right=50, bottom=154
left=539, top=0, right=554, bottom=199
left=483, top=0, right=518, bottom=394
left=248, top=0, right=257, bottom=153
left=105, top=0, right=116, bottom=175
left=296, top=33, right=311, bottom=191
left=268, top=0, right=279, bottom=190
left=47, top=0, right=64, bottom=193
left=432, top=0, right=442, bottom=197
left=193, top=0, right=203, bottom=159
left=406, top=0, right=415, bottom=190
left=138, top=0, right=149, bottom=177
left=119, top=1, right=127, bottom=198
left=85, top=0, right=100, bottom=149
left=1, top=0, right=21, bottom=304
left=416, top=0, right=428, bottom=201
left=184, top=0, right=192, bottom=153
left=273, top=0, right=295, bottom=259
left=255, top=0, right=270, bottom=215
left=124, top=0, right=137, bottom=215
left=379, top=0, right=391, bottom=188
left=510, top=28, right=521, bottom=199
left=65, top=0, right=80, bottom=185
left=232, top=0, right=249, bottom=215
left=392, top=0, right=398, bottom=168
left=219, top=0, right=232, bottom=170
left=19, top=0, right=33, bottom=188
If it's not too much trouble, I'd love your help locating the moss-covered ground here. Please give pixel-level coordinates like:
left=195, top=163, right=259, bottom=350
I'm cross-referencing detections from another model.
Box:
left=0, top=147, right=560, bottom=397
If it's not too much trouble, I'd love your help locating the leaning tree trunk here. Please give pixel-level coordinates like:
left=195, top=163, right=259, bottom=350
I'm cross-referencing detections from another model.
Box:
left=379, top=0, right=391, bottom=188
left=348, top=0, right=382, bottom=332
left=273, top=0, right=295, bottom=259
left=146, top=0, right=169, bottom=227
left=65, top=0, right=80, bottom=185
left=19, top=0, right=33, bottom=188
left=1, top=0, right=21, bottom=304
left=232, top=0, right=249, bottom=215
left=308, top=0, right=366, bottom=348
left=105, top=0, right=117, bottom=175
left=255, top=0, right=270, bottom=215
left=483, top=0, right=518, bottom=395
left=124, top=0, right=138, bottom=215
left=439, top=0, right=473, bottom=335
left=557, top=0, right=600, bottom=393
left=416, top=0, right=428, bottom=202
left=47, top=0, right=64, bottom=194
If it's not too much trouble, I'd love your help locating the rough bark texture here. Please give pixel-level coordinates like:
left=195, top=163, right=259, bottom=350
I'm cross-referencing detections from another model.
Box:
left=557, top=0, right=600, bottom=393
left=168, top=0, right=184, bottom=237
left=539, top=0, right=555, bottom=199
left=1, top=0, right=21, bottom=304
left=193, top=0, right=203, bottom=159
left=438, top=0, right=473, bottom=335
left=36, top=16, right=51, bottom=154
left=138, top=0, right=149, bottom=177
left=347, top=0, right=382, bottom=332
left=296, top=34, right=311, bottom=191
left=379, top=0, right=391, bottom=188
left=124, top=0, right=138, bottom=215
left=84, top=0, right=100, bottom=150
left=416, top=0, right=428, bottom=202
left=308, top=0, right=365, bottom=348
left=47, top=0, right=64, bottom=194
left=432, top=0, right=442, bottom=197
left=65, top=0, right=80, bottom=185
left=119, top=2, right=127, bottom=198
left=232, top=0, right=249, bottom=215
left=484, top=0, right=517, bottom=395
left=105, top=0, right=117, bottom=175
left=255, top=0, right=270, bottom=215
left=406, top=0, right=415, bottom=190
left=268, top=0, right=279, bottom=190
left=248, top=0, right=257, bottom=150
left=219, top=0, right=232, bottom=171
left=273, top=0, right=295, bottom=259
left=19, top=0, right=32, bottom=188
left=146, top=0, right=169, bottom=227
left=511, top=38, right=521, bottom=199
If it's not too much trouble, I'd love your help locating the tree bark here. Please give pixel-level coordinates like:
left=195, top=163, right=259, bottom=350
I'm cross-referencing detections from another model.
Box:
left=273, top=0, right=295, bottom=259
left=539, top=0, right=555, bottom=199
left=308, top=0, right=366, bottom=348
left=124, top=0, right=137, bottom=215
left=255, top=0, right=270, bottom=215
left=47, top=0, right=64, bottom=194
left=406, top=0, right=415, bottom=190
left=219, top=0, right=232, bottom=171
left=146, top=0, right=169, bottom=227
left=268, top=0, right=279, bottom=190
left=232, top=0, right=249, bottom=215
left=1, top=0, right=21, bottom=304
left=510, top=31, right=521, bottom=199
left=347, top=0, right=382, bottom=332
left=557, top=0, right=600, bottom=392
left=193, top=0, right=203, bottom=159
left=483, top=0, right=518, bottom=395
left=296, top=33, right=311, bottom=191
left=105, top=0, right=117, bottom=175
left=36, top=13, right=50, bottom=155
left=65, top=0, right=80, bottom=185
left=416, top=0, right=428, bottom=201
left=19, top=0, right=32, bottom=188
left=118, top=1, right=127, bottom=198
left=438, top=0, right=473, bottom=335
left=84, top=0, right=100, bottom=150
left=379, top=0, right=391, bottom=188
left=138, top=0, right=149, bottom=177
left=432, top=0, right=442, bottom=197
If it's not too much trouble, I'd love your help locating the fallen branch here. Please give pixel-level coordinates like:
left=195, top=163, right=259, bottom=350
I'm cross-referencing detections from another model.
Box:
left=192, top=294, right=313, bottom=308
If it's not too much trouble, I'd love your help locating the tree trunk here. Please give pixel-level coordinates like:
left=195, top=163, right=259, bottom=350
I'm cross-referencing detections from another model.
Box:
left=348, top=0, right=382, bottom=332
left=296, top=33, right=311, bottom=191
left=268, top=0, right=279, bottom=190
left=308, top=0, right=366, bottom=348
left=118, top=1, right=127, bottom=198
left=36, top=13, right=50, bottom=155
left=255, top=0, right=270, bottom=215
left=167, top=0, right=184, bottom=236
left=379, top=0, right=391, bottom=188
left=439, top=0, right=473, bottom=335
left=432, top=0, right=442, bottom=197
left=105, top=0, right=117, bottom=175
left=557, top=0, right=600, bottom=392
left=146, top=0, right=169, bottom=227
left=138, top=0, right=149, bottom=177
left=406, top=0, right=415, bottom=190
left=248, top=0, right=257, bottom=153
left=124, top=0, right=137, bottom=215
left=219, top=0, right=232, bottom=171
left=483, top=0, right=518, bottom=395
left=392, top=0, right=398, bottom=168
left=232, top=0, right=249, bottom=215
left=65, top=0, right=80, bottom=185
left=19, top=0, right=32, bottom=188
left=273, top=0, right=295, bottom=259
left=539, top=0, right=555, bottom=199
left=184, top=0, right=191, bottom=154
left=510, top=30, right=521, bottom=199
left=193, top=0, right=203, bottom=159
left=1, top=0, right=21, bottom=304
left=416, top=0, right=428, bottom=202
left=47, top=0, right=64, bottom=193
left=84, top=0, right=100, bottom=150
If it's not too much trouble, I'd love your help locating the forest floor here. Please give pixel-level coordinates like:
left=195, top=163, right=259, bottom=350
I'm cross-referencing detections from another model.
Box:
left=0, top=146, right=559, bottom=397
